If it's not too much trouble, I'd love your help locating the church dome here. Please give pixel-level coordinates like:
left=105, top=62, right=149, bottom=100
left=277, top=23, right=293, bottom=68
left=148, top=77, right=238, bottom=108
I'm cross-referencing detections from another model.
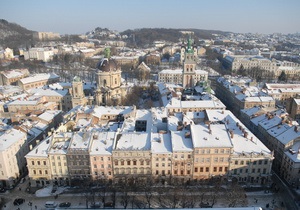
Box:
left=96, top=58, right=118, bottom=72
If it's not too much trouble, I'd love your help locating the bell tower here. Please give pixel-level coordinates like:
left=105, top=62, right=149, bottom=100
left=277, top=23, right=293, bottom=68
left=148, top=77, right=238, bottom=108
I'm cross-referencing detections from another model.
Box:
left=182, top=37, right=197, bottom=88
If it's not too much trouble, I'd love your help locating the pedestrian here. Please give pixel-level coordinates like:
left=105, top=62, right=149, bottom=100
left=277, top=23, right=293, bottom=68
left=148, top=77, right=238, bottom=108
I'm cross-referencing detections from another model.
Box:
left=35, top=205, right=37, bottom=210
left=19, top=187, right=21, bottom=191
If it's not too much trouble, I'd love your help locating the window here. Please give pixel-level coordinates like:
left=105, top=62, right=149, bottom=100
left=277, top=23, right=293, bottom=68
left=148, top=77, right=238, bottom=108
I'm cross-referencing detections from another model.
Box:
left=37, top=161, right=40, bottom=165
left=224, top=167, right=228, bottom=172
left=206, top=167, right=209, bottom=172
left=195, top=167, right=198, bottom=172
left=156, top=163, right=159, bottom=167
left=239, top=169, right=243, bottom=173
left=252, top=169, right=255, bottom=173
left=257, top=168, right=261, bottom=173
left=235, top=160, right=238, bottom=165
left=258, top=160, right=262, bottom=165
left=43, top=161, right=46, bottom=165
left=263, top=168, right=266, bottom=174
left=213, top=167, right=217, bottom=172
left=241, top=161, right=244, bottom=165
left=215, top=149, right=218, bottom=153
left=115, top=161, right=118, bottom=166
left=121, top=160, right=124, bottom=165
left=200, top=167, right=203, bottom=172
left=181, top=170, right=184, bottom=175
left=219, top=167, right=223, bottom=172
left=127, top=160, right=131, bottom=165
left=264, top=160, right=268, bottom=164
left=32, top=161, right=34, bottom=166
left=140, top=160, right=144, bottom=165
left=133, top=160, right=137, bottom=165
left=101, top=157, right=103, bottom=161
left=174, top=170, right=178, bottom=175
left=187, top=170, right=190, bottom=175
left=45, top=170, right=48, bottom=175
left=214, top=158, right=218, bottom=162
left=188, top=155, right=191, bottom=158
left=253, top=161, right=257, bottom=165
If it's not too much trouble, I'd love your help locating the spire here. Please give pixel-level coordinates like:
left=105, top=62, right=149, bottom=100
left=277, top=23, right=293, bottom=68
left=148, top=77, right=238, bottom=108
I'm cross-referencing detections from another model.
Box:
left=104, top=48, right=111, bottom=59
left=186, top=35, right=194, bottom=53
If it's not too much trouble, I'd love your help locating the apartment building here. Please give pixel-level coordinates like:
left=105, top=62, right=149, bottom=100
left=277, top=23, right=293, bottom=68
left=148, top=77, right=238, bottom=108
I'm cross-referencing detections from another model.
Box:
left=216, top=76, right=275, bottom=116
left=29, top=88, right=72, bottom=111
left=151, top=133, right=172, bottom=183
left=158, top=69, right=208, bottom=85
left=18, top=73, right=60, bottom=91
left=290, top=99, right=300, bottom=122
left=89, top=131, right=114, bottom=181
left=246, top=107, right=300, bottom=186
left=191, top=123, right=232, bottom=180
left=0, top=69, right=30, bottom=86
left=66, top=132, right=92, bottom=183
left=23, top=47, right=54, bottom=62
left=33, top=32, right=60, bottom=41
left=0, top=128, right=27, bottom=188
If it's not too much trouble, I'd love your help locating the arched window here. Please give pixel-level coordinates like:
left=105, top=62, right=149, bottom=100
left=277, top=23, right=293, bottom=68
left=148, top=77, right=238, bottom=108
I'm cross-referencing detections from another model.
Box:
left=103, top=79, right=107, bottom=86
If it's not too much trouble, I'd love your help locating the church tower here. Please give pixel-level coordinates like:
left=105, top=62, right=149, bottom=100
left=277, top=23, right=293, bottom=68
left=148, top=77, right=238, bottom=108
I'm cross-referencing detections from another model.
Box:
left=71, top=76, right=87, bottom=108
left=182, top=38, right=197, bottom=88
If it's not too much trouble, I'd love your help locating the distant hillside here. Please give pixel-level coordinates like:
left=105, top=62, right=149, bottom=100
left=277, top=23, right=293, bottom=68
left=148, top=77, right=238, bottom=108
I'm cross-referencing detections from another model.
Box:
left=120, top=28, right=230, bottom=47
left=0, top=19, right=35, bottom=49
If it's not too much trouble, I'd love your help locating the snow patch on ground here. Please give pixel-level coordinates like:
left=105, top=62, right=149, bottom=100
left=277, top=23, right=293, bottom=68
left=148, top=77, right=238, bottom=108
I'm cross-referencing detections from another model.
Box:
left=35, top=185, right=66, bottom=197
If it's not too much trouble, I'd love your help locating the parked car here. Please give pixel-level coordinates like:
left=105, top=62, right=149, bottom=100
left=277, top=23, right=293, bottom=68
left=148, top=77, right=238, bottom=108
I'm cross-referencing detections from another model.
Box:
left=13, top=198, right=25, bottom=206
left=59, top=202, right=71, bottom=208
left=90, top=202, right=101, bottom=208
left=45, top=201, right=57, bottom=209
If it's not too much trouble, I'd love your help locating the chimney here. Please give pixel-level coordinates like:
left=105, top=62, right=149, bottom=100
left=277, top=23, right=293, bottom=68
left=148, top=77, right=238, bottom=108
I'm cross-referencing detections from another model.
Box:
left=236, top=122, right=239, bottom=127
left=230, top=130, right=234, bottom=138
left=209, top=129, right=212, bottom=134
left=294, top=126, right=298, bottom=133
left=250, top=136, right=253, bottom=141
left=222, top=110, right=224, bottom=114
left=244, top=132, right=248, bottom=138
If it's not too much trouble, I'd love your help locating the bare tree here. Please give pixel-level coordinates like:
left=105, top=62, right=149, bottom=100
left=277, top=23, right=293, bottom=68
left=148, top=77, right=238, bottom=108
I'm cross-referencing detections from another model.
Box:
left=226, top=183, right=248, bottom=207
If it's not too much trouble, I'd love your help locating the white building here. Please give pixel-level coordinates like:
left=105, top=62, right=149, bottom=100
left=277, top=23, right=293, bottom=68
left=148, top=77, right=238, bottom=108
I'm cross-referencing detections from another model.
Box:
left=0, top=128, right=27, bottom=188
left=23, top=48, right=54, bottom=62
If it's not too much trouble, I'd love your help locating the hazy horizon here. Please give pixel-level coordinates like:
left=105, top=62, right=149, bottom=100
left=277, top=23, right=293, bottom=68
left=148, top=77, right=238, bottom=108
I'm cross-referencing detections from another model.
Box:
left=1, top=0, right=299, bottom=35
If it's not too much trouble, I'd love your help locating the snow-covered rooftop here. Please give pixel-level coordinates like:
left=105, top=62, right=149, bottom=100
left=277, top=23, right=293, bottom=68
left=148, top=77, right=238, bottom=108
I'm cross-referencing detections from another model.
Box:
left=171, top=131, right=193, bottom=152
left=115, top=132, right=150, bottom=151
left=89, top=131, right=115, bottom=155
left=0, top=128, right=26, bottom=151
left=20, top=73, right=59, bottom=84
left=151, top=133, right=172, bottom=154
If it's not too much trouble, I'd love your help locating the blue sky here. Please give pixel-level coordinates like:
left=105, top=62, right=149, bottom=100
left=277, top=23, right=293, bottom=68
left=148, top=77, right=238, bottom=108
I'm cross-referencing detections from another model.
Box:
left=1, top=0, right=299, bottom=34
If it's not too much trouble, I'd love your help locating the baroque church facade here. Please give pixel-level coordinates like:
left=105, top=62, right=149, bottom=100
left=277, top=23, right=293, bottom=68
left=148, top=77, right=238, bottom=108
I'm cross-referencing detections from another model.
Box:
left=70, top=49, right=128, bottom=107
